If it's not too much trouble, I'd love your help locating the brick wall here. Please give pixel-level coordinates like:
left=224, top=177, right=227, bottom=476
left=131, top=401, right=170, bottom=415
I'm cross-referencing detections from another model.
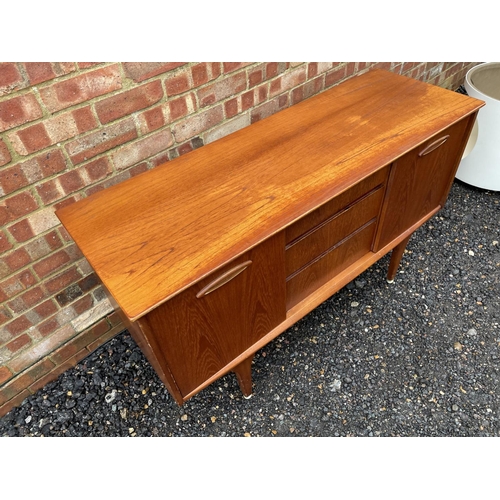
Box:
left=0, top=62, right=479, bottom=417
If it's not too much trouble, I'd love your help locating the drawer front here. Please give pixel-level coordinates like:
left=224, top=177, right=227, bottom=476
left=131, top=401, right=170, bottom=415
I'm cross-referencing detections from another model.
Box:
left=286, top=186, right=384, bottom=276
left=286, top=219, right=376, bottom=310
left=285, top=165, right=388, bottom=245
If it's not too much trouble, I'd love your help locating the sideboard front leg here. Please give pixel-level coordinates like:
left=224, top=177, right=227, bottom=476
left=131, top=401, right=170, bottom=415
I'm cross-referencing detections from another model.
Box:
left=233, top=356, right=254, bottom=399
left=387, top=234, right=412, bottom=282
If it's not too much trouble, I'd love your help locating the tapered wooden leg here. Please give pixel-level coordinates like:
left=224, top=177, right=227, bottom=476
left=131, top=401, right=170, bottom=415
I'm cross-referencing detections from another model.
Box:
left=233, top=356, right=253, bottom=399
left=387, top=234, right=412, bottom=282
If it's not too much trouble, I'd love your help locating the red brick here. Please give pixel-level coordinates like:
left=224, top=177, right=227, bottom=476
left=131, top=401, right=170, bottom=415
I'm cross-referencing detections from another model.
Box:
left=10, top=108, right=98, bottom=156
left=33, top=299, right=58, bottom=320
left=0, top=138, right=11, bottom=167
left=191, top=63, right=209, bottom=87
left=130, top=163, right=148, bottom=177
left=33, top=249, right=71, bottom=279
left=108, top=311, right=122, bottom=327
left=24, top=233, right=53, bottom=261
left=8, top=323, right=77, bottom=373
left=0, top=229, right=12, bottom=253
left=19, top=148, right=67, bottom=183
left=12, top=123, right=51, bottom=155
left=325, top=65, right=347, bottom=87
left=111, top=129, right=174, bottom=170
left=23, top=63, right=76, bottom=85
left=251, top=97, right=284, bottom=123
left=177, top=142, right=193, bottom=156
left=0, top=270, right=36, bottom=300
left=39, top=64, right=122, bottom=113
left=197, top=72, right=247, bottom=107
left=72, top=294, right=93, bottom=315
left=5, top=316, right=32, bottom=337
left=73, top=106, right=97, bottom=132
left=54, top=196, right=79, bottom=212
left=0, top=63, right=25, bottom=95
left=0, top=164, right=29, bottom=195
left=65, top=118, right=137, bottom=164
left=51, top=318, right=109, bottom=367
left=0, top=93, right=43, bottom=133
left=266, top=63, right=278, bottom=78
left=95, top=80, right=164, bottom=124
left=123, top=62, right=185, bottom=82
left=6, top=332, right=32, bottom=354
left=0, top=191, right=39, bottom=226
left=172, top=105, right=224, bottom=143
left=169, top=95, right=189, bottom=121
left=59, top=169, right=85, bottom=195
left=191, top=63, right=221, bottom=87
left=83, top=157, right=112, bottom=182
left=38, top=317, right=60, bottom=337
left=150, top=151, right=170, bottom=169
left=249, top=68, right=263, bottom=87
left=241, top=91, right=254, bottom=111
left=44, top=266, right=82, bottom=294
left=0, top=365, right=13, bottom=385
left=23, top=62, right=56, bottom=85
left=292, top=77, right=324, bottom=105
left=4, top=247, right=31, bottom=272
left=36, top=178, right=64, bottom=205
left=138, top=105, right=166, bottom=134
left=224, top=98, right=238, bottom=119
left=270, top=67, right=307, bottom=98
left=20, top=286, right=45, bottom=308
left=165, top=71, right=191, bottom=96
left=0, top=305, right=12, bottom=325
left=78, top=62, right=101, bottom=69
left=45, top=230, right=62, bottom=251
left=223, top=62, right=251, bottom=73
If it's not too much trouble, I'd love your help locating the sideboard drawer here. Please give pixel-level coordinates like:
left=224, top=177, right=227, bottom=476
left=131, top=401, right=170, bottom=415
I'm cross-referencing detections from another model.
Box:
left=286, top=219, right=377, bottom=310
left=285, top=165, right=389, bottom=245
left=285, top=185, right=384, bottom=276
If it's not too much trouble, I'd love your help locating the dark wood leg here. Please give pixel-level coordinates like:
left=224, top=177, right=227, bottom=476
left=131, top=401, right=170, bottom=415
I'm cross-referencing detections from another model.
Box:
left=387, top=234, right=412, bottom=282
left=233, top=356, right=253, bottom=399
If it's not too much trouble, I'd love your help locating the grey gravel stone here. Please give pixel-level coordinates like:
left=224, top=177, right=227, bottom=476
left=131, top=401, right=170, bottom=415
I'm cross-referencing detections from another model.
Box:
left=1, top=180, right=499, bottom=437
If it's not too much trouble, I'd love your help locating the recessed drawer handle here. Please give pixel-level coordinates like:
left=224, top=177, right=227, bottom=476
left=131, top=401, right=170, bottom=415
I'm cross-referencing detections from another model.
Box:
left=418, top=135, right=450, bottom=156
left=196, top=261, right=252, bottom=298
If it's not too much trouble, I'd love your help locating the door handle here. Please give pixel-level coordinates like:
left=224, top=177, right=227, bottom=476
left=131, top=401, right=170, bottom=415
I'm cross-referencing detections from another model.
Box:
left=196, top=261, right=252, bottom=298
left=418, top=135, right=450, bottom=157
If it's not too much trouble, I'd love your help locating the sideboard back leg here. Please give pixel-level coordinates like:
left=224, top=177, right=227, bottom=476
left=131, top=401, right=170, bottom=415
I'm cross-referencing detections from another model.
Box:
left=232, top=356, right=254, bottom=398
left=387, top=234, right=412, bottom=282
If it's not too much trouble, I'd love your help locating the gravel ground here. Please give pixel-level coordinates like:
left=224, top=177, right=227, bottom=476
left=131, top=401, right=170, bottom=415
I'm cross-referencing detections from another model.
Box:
left=1, top=179, right=499, bottom=437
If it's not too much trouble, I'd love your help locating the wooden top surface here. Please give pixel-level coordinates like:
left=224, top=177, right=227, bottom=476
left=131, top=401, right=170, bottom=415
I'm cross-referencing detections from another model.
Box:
left=56, top=69, right=484, bottom=320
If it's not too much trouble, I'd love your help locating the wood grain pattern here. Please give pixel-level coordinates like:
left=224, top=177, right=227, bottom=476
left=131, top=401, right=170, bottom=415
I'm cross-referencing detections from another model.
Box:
left=286, top=220, right=377, bottom=310
left=55, top=70, right=484, bottom=321
left=285, top=166, right=388, bottom=244
left=374, top=116, right=476, bottom=250
left=138, top=232, right=286, bottom=398
left=286, top=186, right=384, bottom=276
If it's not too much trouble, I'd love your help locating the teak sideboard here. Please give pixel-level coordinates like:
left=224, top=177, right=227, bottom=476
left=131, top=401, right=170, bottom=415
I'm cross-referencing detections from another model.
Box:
left=56, top=69, right=484, bottom=405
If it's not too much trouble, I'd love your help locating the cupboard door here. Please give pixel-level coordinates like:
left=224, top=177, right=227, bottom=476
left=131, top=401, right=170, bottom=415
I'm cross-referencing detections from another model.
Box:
left=139, top=232, right=286, bottom=398
left=375, top=117, right=473, bottom=250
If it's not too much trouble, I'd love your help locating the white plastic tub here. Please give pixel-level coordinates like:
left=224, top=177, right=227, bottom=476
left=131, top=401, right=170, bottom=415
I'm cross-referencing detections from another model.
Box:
left=456, top=62, right=500, bottom=191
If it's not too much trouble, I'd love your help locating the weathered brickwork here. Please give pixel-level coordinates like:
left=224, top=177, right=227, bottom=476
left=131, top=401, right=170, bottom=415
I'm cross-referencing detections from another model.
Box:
left=0, top=62, right=478, bottom=416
